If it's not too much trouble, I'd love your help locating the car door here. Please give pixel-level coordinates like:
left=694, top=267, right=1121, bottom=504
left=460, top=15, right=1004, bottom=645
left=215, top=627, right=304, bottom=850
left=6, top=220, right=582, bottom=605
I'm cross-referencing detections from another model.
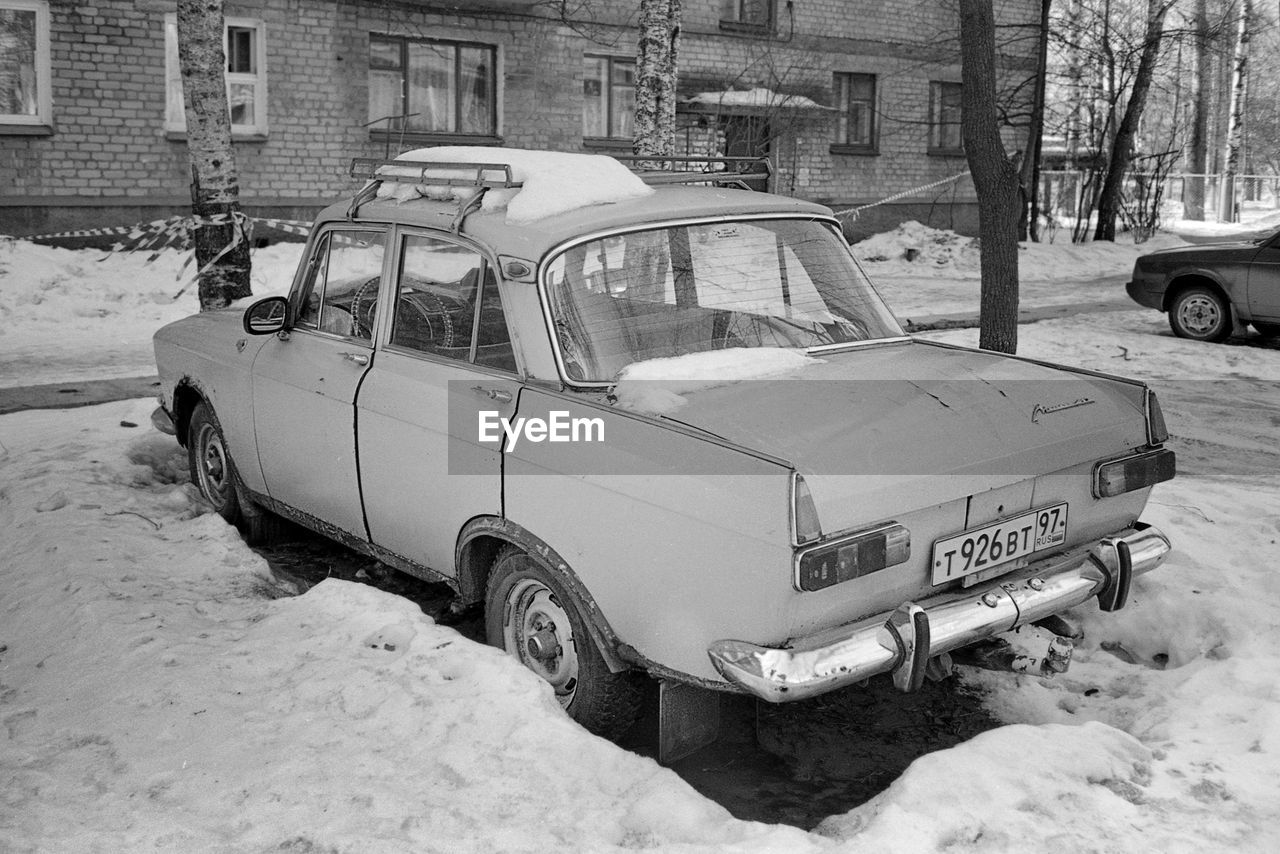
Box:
left=356, top=228, right=519, bottom=576
left=1247, top=232, right=1280, bottom=321
left=251, top=225, right=389, bottom=539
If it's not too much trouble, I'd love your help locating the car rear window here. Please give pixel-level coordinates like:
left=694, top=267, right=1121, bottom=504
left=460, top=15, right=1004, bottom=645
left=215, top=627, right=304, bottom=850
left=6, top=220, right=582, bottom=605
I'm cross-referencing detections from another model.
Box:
left=543, top=218, right=903, bottom=382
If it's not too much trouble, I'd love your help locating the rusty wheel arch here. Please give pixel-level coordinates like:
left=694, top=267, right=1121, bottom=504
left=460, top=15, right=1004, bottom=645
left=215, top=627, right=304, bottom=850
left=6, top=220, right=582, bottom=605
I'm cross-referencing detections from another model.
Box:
left=454, top=516, right=633, bottom=674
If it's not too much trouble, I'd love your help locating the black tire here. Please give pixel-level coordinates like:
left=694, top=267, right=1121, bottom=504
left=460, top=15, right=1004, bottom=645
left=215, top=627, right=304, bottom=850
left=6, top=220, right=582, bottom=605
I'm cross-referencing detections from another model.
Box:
left=187, top=402, right=267, bottom=543
left=1252, top=321, right=1280, bottom=338
left=484, top=547, right=643, bottom=739
left=1168, top=286, right=1232, bottom=342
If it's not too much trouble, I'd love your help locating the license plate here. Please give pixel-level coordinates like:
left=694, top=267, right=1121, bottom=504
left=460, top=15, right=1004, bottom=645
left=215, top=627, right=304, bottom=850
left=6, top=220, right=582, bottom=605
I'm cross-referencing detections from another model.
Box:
left=931, top=503, right=1068, bottom=585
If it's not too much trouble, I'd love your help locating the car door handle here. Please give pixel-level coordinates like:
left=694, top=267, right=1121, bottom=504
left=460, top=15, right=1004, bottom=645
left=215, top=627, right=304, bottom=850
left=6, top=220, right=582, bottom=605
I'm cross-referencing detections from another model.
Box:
left=339, top=351, right=370, bottom=366
left=472, top=386, right=512, bottom=403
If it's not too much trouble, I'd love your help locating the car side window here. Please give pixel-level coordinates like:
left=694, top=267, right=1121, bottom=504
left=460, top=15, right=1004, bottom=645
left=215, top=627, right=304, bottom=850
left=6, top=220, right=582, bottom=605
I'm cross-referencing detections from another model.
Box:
left=391, top=234, right=516, bottom=371
left=296, top=229, right=386, bottom=341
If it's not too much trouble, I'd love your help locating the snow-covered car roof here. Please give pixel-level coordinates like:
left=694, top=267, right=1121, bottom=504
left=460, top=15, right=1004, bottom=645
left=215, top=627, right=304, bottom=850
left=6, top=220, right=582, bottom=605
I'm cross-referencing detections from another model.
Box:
left=314, top=184, right=834, bottom=263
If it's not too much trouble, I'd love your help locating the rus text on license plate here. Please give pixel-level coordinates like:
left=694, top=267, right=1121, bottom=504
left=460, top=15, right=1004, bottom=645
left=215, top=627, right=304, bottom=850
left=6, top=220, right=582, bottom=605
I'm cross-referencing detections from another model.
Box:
left=931, top=503, right=1068, bottom=585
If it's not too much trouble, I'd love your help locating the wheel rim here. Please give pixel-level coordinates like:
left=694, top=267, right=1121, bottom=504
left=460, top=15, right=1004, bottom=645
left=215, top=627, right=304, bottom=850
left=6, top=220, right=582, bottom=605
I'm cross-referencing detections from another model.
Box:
left=1177, top=294, right=1222, bottom=336
left=503, top=577, right=579, bottom=707
left=194, top=422, right=232, bottom=509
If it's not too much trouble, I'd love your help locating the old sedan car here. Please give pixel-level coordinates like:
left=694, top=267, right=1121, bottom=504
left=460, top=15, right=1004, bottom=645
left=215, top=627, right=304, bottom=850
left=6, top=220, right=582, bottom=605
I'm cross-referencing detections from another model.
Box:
left=1126, top=226, right=1280, bottom=342
left=154, top=148, right=1174, bottom=759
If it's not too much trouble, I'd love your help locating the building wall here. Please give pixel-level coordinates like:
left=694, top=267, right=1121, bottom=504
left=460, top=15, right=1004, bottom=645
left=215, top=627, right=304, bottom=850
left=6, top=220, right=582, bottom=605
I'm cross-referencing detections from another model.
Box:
left=0, top=0, right=1038, bottom=239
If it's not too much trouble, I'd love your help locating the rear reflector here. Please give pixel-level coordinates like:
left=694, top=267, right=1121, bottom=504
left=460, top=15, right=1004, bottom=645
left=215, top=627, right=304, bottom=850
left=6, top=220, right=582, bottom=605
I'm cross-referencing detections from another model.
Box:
left=796, top=524, right=911, bottom=592
left=1094, top=449, right=1176, bottom=498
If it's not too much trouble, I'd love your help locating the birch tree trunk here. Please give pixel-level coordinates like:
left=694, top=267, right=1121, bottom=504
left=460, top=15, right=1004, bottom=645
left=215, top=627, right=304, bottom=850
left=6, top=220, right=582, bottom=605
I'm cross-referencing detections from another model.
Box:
left=1218, top=0, right=1252, bottom=223
left=1185, top=0, right=1212, bottom=221
left=1093, top=0, right=1170, bottom=242
left=176, top=0, right=251, bottom=311
left=633, top=0, right=680, bottom=158
left=958, top=0, right=1021, bottom=354
left=1019, top=0, right=1052, bottom=242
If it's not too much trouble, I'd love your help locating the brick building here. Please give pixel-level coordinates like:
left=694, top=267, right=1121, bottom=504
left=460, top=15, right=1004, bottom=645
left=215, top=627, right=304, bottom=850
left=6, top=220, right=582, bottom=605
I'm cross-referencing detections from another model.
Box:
left=1, top=0, right=1039, bottom=241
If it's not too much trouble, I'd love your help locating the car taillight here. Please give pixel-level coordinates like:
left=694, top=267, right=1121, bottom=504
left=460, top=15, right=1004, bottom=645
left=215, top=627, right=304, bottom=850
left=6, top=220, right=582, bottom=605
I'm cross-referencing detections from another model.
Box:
left=792, top=473, right=822, bottom=545
left=1094, top=449, right=1176, bottom=498
left=1146, top=389, right=1169, bottom=445
left=795, top=524, right=911, bottom=592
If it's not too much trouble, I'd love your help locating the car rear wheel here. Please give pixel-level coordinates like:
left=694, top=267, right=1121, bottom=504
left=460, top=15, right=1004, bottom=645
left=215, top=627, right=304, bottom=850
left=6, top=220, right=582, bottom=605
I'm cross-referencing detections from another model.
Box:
left=188, top=402, right=266, bottom=543
left=1252, top=321, right=1280, bottom=338
left=1168, top=286, right=1231, bottom=342
left=485, top=547, right=642, bottom=739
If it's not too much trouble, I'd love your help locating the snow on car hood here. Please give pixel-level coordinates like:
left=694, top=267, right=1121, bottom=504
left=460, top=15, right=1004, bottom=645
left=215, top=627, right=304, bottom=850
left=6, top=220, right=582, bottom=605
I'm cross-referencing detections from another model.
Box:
left=615, top=341, right=1150, bottom=528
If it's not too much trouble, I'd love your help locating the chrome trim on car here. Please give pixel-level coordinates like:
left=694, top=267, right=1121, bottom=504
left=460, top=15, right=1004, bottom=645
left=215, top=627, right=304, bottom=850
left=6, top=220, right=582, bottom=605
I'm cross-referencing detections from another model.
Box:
left=707, top=525, right=1171, bottom=702
left=150, top=406, right=176, bottom=436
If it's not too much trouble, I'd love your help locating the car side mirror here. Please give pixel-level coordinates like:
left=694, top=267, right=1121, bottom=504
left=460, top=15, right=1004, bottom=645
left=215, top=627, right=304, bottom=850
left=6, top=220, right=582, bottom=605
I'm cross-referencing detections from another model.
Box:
left=243, top=296, right=290, bottom=335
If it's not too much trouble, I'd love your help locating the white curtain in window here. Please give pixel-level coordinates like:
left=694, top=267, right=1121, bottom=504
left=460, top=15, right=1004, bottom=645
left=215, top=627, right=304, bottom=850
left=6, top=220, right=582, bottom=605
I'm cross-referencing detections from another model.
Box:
left=0, top=8, right=37, bottom=115
left=408, top=42, right=453, bottom=132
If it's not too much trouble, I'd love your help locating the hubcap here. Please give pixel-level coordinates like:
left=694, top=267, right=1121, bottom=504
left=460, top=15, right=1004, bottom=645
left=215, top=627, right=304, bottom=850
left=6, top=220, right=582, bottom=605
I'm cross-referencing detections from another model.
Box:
left=1178, top=295, right=1221, bottom=336
left=504, top=578, right=579, bottom=707
left=195, top=423, right=231, bottom=508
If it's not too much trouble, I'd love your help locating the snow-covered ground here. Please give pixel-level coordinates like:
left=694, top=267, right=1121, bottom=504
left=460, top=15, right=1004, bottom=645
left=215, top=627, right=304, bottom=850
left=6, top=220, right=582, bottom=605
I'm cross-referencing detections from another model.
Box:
left=2, top=226, right=1279, bottom=851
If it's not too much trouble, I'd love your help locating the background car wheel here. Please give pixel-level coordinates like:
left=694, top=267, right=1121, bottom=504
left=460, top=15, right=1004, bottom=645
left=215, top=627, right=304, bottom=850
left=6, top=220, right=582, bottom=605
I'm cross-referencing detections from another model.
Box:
left=1252, top=321, right=1280, bottom=338
left=1168, top=286, right=1231, bottom=342
left=485, top=547, right=642, bottom=739
left=187, top=402, right=267, bottom=543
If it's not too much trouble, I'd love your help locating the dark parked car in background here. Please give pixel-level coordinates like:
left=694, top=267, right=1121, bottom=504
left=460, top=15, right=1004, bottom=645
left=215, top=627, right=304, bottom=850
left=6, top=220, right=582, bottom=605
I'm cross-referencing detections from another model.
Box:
left=1127, top=227, right=1280, bottom=342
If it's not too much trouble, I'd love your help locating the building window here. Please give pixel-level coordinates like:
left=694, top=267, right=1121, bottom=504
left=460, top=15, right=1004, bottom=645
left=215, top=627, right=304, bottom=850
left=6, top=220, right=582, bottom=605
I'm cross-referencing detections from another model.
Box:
left=583, top=55, right=634, bottom=141
left=833, top=73, right=876, bottom=153
left=720, top=0, right=773, bottom=30
left=369, top=35, right=497, bottom=137
left=929, top=80, right=963, bottom=153
left=0, top=0, right=52, bottom=131
left=164, top=14, right=268, bottom=137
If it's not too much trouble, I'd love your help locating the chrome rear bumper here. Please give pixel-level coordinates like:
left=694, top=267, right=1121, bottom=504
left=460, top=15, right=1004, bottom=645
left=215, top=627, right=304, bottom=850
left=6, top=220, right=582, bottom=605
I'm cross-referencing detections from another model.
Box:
left=151, top=406, right=176, bottom=436
left=707, top=525, right=1171, bottom=702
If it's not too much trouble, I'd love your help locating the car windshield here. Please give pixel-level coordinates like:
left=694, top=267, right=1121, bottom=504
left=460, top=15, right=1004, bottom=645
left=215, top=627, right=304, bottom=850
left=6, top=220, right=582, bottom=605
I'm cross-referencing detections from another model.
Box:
left=543, top=218, right=904, bottom=382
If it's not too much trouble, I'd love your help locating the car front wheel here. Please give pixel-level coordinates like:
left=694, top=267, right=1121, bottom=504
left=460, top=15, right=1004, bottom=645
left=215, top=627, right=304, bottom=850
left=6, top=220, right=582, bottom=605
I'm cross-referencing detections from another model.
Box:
left=485, top=547, right=642, bottom=739
left=187, top=401, right=266, bottom=542
left=1169, top=286, right=1231, bottom=342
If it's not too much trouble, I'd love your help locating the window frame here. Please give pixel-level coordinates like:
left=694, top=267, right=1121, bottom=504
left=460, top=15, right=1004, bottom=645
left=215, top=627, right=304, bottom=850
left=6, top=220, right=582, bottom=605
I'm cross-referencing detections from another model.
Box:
left=830, top=72, right=878, bottom=156
left=163, top=13, right=268, bottom=139
left=367, top=33, right=500, bottom=143
left=928, top=80, right=964, bottom=156
left=292, top=225, right=390, bottom=345
left=719, top=0, right=774, bottom=33
left=582, top=53, right=635, bottom=145
left=0, top=0, right=53, bottom=133
left=384, top=227, right=518, bottom=374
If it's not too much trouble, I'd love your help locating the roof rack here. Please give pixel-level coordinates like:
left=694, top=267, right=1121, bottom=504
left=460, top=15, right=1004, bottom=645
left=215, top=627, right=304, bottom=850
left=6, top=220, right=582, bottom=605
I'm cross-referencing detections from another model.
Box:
left=349, top=157, right=522, bottom=189
left=611, top=154, right=771, bottom=189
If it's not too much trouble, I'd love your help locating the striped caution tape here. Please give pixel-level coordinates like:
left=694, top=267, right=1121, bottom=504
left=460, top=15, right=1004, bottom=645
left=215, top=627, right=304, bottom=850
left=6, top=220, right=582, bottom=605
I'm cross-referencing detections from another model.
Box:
left=832, top=170, right=971, bottom=220
left=20, top=214, right=312, bottom=246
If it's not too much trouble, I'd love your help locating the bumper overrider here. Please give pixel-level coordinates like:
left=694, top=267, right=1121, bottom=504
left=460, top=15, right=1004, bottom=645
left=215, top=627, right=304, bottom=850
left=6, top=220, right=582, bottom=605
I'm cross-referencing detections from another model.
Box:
left=708, top=525, right=1171, bottom=702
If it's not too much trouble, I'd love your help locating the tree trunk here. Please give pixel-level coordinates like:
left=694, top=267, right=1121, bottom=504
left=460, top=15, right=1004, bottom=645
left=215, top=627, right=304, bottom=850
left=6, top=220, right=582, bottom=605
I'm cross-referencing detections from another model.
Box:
left=1185, top=0, right=1212, bottom=221
left=1020, top=0, right=1052, bottom=241
left=958, top=0, right=1021, bottom=354
left=1218, top=0, right=1252, bottom=223
left=1094, top=0, right=1170, bottom=242
left=633, top=0, right=681, bottom=158
left=176, top=0, right=251, bottom=311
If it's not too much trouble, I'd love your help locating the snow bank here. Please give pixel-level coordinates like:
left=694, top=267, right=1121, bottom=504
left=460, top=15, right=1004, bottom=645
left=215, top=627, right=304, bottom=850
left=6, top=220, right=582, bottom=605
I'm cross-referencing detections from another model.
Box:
left=0, top=399, right=817, bottom=853
left=378, top=147, right=654, bottom=224
left=612, top=348, right=822, bottom=415
left=852, top=220, right=1187, bottom=282
left=0, top=239, right=300, bottom=389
